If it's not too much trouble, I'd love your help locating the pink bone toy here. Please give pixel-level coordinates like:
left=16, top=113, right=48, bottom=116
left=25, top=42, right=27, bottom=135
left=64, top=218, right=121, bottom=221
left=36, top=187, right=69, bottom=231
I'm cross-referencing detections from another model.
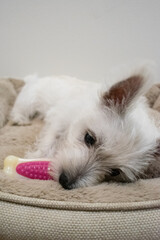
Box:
left=3, top=155, right=54, bottom=180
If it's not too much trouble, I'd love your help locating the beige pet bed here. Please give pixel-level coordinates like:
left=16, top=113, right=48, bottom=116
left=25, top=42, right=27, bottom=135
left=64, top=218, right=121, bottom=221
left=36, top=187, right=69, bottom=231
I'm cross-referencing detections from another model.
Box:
left=0, top=79, right=160, bottom=240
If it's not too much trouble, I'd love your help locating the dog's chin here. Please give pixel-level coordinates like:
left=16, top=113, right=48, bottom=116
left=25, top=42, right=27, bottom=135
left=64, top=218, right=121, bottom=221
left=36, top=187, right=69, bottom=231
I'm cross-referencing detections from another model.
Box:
left=59, top=181, right=81, bottom=190
left=59, top=178, right=90, bottom=190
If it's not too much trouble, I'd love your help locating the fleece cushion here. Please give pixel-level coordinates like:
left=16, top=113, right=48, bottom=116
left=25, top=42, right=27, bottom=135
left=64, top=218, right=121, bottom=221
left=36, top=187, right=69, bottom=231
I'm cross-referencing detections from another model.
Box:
left=0, top=78, right=160, bottom=240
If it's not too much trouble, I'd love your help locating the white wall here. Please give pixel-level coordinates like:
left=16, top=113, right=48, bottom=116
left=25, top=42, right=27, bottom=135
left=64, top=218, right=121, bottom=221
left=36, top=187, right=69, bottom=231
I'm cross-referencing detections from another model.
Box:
left=0, top=0, right=160, bottom=82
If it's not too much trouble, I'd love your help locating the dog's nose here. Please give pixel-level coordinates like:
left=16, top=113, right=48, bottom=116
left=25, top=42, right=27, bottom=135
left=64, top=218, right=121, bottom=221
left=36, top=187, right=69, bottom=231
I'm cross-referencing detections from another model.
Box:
left=59, top=172, right=72, bottom=190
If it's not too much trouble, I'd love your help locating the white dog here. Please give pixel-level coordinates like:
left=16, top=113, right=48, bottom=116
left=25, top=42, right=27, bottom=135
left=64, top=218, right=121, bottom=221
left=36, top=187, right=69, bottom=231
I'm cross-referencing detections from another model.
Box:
left=10, top=64, right=160, bottom=189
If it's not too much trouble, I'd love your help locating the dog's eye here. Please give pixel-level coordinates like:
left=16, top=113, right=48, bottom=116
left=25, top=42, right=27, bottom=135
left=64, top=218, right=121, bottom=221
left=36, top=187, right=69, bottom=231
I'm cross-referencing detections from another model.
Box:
left=84, top=132, right=96, bottom=147
left=110, top=168, right=120, bottom=176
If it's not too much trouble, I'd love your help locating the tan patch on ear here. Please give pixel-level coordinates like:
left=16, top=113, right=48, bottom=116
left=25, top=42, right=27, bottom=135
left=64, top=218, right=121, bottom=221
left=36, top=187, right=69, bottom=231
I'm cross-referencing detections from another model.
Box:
left=103, top=75, right=143, bottom=113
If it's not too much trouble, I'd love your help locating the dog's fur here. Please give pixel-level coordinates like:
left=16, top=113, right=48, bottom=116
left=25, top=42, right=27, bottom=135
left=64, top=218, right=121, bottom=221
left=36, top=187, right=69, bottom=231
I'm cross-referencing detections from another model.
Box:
left=10, top=63, right=160, bottom=189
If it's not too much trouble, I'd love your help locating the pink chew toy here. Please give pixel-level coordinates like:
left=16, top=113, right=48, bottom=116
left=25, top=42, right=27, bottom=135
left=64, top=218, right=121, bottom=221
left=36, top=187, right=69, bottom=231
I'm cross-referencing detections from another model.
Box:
left=16, top=161, right=53, bottom=180
left=3, top=155, right=54, bottom=180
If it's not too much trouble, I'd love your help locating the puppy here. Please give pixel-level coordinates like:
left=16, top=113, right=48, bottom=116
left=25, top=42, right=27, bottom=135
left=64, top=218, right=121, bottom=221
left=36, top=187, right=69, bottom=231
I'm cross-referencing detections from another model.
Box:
left=10, top=64, right=160, bottom=189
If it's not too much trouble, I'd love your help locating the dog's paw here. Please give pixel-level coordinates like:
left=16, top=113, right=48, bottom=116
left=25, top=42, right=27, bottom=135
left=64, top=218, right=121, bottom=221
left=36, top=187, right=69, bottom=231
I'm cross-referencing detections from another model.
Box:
left=9, top=114, right=31, bottom=126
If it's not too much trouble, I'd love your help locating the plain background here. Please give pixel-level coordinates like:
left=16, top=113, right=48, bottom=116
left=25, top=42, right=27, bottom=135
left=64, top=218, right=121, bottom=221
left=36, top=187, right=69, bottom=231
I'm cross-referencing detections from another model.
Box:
left=0, top=0, right=160, bottom=82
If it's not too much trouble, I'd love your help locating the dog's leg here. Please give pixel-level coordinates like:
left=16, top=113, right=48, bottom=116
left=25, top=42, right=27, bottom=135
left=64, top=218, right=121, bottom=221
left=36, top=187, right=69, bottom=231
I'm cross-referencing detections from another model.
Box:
left=26, top=128, right=57, bottom=158
left=10, top=84, right=38, bottom=125
left=26, top=117, right=67, bottom=158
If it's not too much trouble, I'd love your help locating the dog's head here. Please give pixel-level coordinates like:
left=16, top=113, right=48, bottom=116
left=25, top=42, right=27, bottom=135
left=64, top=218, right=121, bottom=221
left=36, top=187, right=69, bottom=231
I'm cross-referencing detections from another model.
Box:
left=51, top=65, right=159, bottom=189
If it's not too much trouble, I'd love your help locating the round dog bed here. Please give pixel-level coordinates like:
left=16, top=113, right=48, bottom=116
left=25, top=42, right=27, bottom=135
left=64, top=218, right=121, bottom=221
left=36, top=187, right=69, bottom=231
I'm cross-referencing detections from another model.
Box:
left=0, top=79, right=160, bottom=240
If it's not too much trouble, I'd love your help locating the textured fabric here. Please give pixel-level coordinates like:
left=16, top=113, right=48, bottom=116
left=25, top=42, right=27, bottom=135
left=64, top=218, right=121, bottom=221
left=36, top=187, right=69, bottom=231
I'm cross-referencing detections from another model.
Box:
left=0, top=78, right=24, bottom=128
left=0, top=194, right=160, bottom=240
left=1, top=191, right=160, bottom=211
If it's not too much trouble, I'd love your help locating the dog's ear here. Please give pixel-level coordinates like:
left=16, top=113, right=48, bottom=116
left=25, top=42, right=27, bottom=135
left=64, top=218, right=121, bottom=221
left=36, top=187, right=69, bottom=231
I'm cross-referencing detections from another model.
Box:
left=102, top=74, right=150, bottom=114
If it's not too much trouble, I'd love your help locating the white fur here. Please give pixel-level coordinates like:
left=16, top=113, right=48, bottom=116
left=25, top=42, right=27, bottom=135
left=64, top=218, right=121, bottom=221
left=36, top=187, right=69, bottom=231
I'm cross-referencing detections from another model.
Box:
left=10, top=64, right=160, bottom=189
